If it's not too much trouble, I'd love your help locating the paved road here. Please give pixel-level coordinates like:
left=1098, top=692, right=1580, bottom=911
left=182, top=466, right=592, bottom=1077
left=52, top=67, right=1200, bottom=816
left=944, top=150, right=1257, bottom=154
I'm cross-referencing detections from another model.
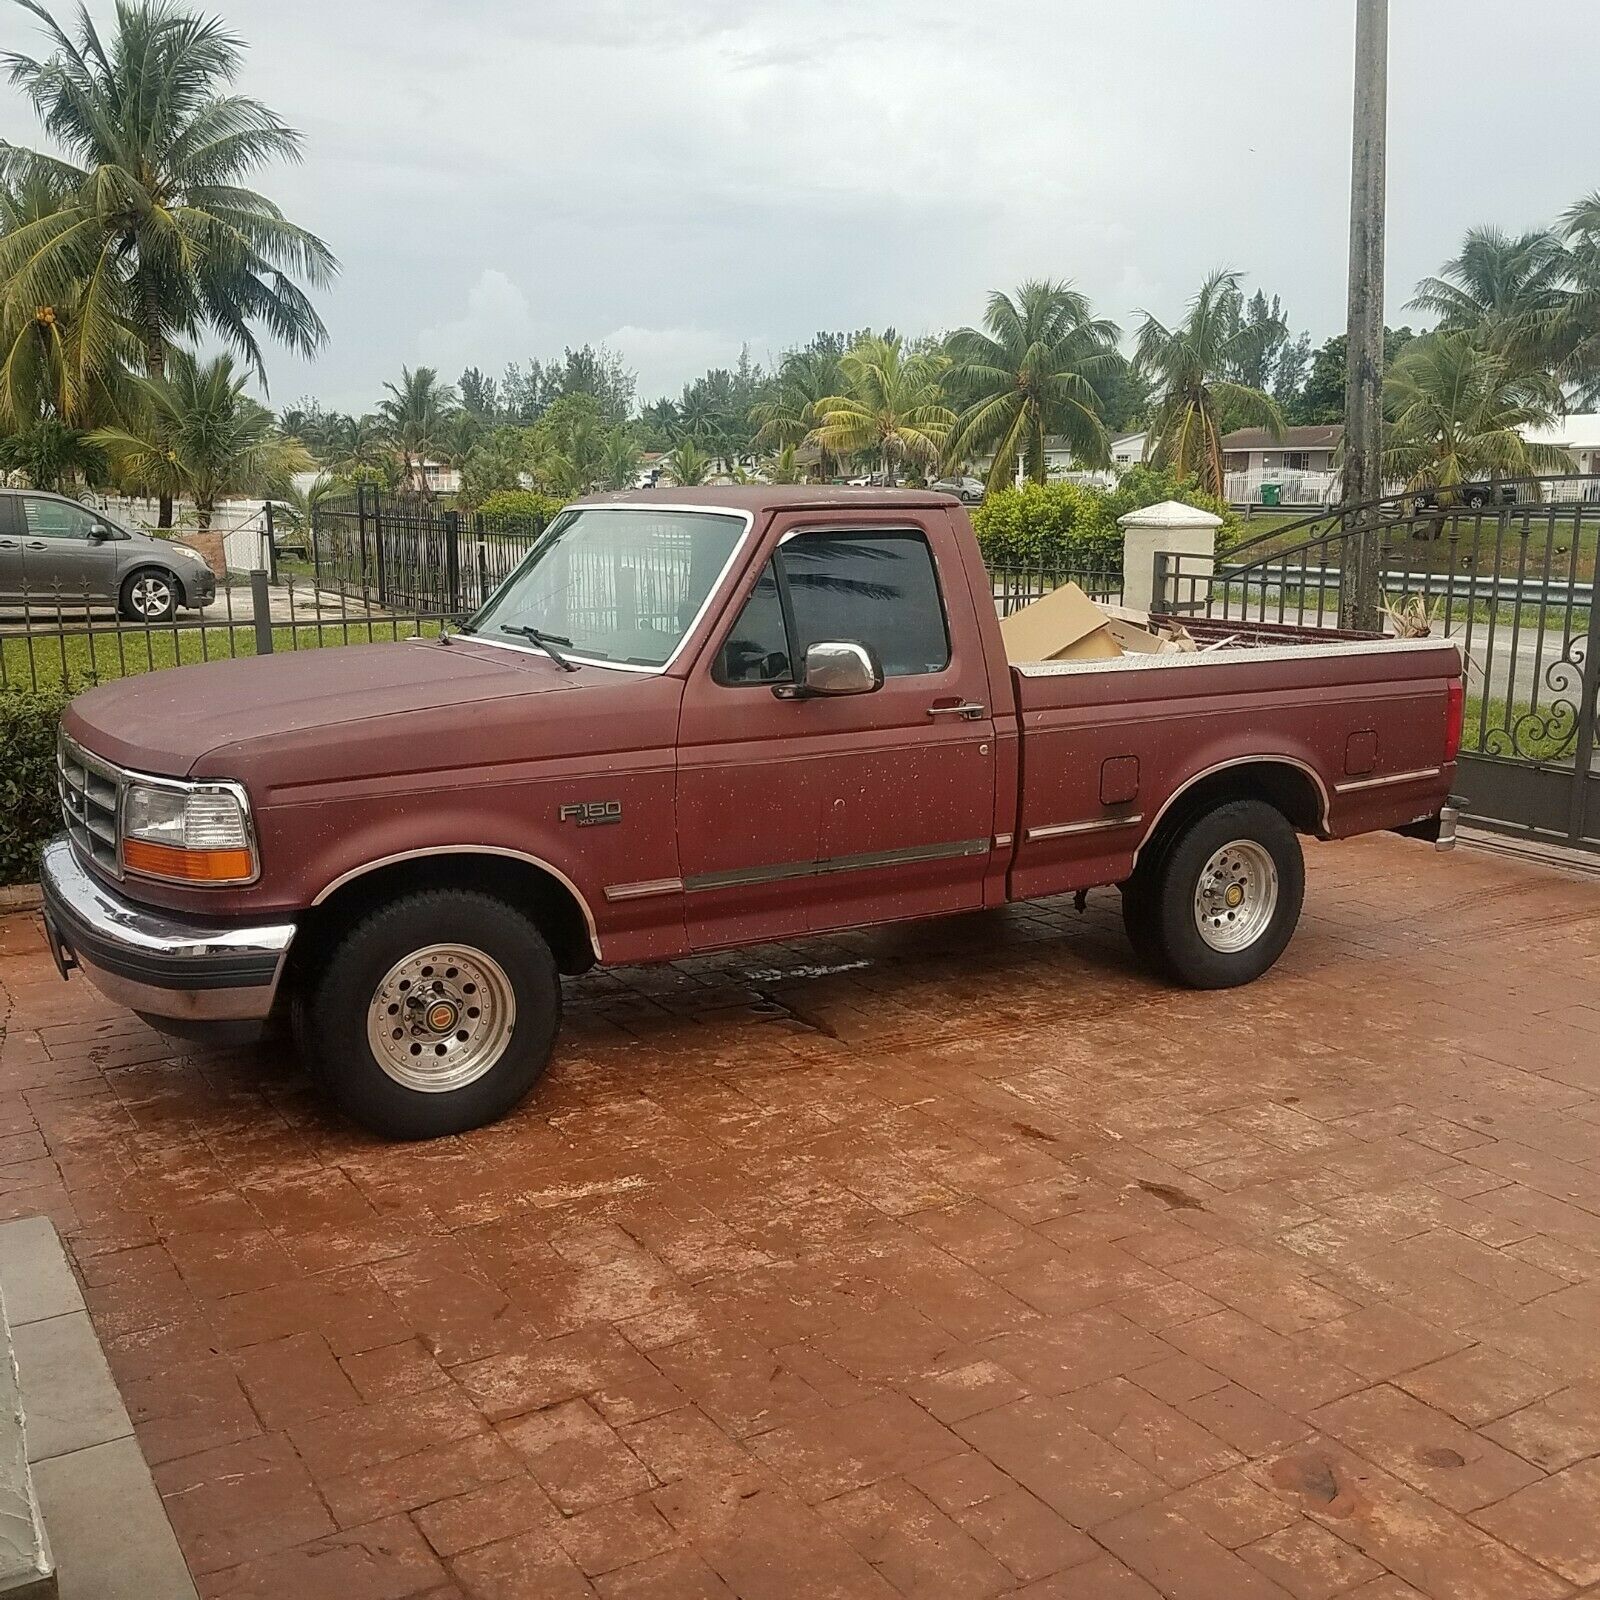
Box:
left=3, top=834, right=1599, bottom=1597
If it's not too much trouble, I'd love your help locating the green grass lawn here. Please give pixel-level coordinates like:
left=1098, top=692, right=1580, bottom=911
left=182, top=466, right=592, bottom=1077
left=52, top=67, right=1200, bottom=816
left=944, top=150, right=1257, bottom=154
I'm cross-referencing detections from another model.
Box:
left=2, top=618, right=442, bottom=692
left=1229, top=507, right=1600, bottom=583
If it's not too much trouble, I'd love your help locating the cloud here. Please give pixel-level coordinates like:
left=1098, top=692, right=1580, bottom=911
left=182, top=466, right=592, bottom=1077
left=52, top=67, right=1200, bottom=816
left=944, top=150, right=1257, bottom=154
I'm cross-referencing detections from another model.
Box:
left=11, top=0, right=1597, bottom=415
left=416, top=270, right=540, bottom=379
left=601, top=325, right=762, bottom=402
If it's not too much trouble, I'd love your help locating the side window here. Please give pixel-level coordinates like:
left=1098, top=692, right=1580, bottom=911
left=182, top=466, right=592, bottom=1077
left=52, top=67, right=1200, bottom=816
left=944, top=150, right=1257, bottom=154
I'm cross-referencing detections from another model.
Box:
left=783, top=530, right=950, bottom=677
left=714, top=561, right=790, bottom=684
left=21, top=498, right=95, bottom=540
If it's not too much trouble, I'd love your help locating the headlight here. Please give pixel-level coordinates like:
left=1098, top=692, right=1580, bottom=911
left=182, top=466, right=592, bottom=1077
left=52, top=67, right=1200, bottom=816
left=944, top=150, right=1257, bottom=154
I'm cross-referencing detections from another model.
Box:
left=121, top=780, right=257, bottom=884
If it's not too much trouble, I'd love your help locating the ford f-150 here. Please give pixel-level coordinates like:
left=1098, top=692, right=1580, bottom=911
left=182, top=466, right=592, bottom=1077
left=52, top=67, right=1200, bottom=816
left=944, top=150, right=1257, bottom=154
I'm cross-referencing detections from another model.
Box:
left=40, top=488, right=1464, bottom=1138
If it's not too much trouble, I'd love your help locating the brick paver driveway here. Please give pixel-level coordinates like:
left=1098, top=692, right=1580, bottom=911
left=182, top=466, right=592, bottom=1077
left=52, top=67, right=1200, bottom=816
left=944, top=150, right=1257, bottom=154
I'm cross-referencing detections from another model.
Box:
left=1, top=834, right=1599, bottom=1599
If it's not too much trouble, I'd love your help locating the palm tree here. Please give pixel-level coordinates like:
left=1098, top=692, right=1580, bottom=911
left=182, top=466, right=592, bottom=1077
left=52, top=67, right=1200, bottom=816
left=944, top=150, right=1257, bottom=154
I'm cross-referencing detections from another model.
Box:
left=944, top=280, right=1120, bottom=490
left=90, top=349, right=312, bottom=529
left=600, top=429, right=640, bottom=491
left=1552, top=193, right=1600, bottom=406
left=750, top=348, right=842, bottom=477
left=319, top=413, right=393, bottom=478
left=0, top=416, right=104, bottom=490
left=1408, top=226, right=1567, bottom=363
left=1382, top=333, right=1573, bottom=500
left=437, top=410, right=483, bottom=473
left=378, top=367, right=456, bottom=496
left=810, top=336, right=954, bottom=487
left=0, top=0, right=337, bottom=522
left=0, top=166, right=137, bottom=429
left=663, top=439, right=711, bottom=487
left=760, top=444, right=802, bottom=484
left=1135, top=270, right=1286, bottom=497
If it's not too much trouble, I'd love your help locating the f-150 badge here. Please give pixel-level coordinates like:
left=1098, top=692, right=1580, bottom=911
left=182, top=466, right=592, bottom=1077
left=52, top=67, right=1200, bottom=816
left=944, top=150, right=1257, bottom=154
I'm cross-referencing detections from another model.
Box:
left=560, top=800, right=622, bottom=827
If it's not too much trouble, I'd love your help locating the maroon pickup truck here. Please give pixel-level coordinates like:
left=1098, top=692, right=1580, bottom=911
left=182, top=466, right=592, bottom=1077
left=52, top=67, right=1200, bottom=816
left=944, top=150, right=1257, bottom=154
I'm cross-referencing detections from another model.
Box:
left=42, top=488, right=1464, bottom=1138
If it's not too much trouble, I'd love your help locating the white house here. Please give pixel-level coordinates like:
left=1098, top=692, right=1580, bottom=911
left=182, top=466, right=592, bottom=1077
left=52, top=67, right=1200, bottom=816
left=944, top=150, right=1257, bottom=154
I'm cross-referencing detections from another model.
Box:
left=1221, top=424, right=1342, bottom=505
left=1519, top=414, right=1600, bottom=481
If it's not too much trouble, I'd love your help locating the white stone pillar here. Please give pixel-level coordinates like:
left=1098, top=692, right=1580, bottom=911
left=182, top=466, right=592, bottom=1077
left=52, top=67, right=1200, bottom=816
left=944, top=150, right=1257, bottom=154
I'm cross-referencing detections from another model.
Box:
left=1118, top=499, right=1223, bottom=615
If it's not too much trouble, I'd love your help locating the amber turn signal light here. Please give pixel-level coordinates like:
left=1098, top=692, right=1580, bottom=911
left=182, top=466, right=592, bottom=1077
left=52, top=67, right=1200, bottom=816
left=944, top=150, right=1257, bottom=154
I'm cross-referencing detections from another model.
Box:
left=122, top=839, right=255, bottom=882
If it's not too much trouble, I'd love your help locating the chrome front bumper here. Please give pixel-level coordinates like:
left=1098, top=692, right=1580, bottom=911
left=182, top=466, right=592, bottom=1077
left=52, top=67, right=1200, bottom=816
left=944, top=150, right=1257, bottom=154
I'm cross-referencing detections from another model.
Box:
left=39, top=837, right=295, bottom=1023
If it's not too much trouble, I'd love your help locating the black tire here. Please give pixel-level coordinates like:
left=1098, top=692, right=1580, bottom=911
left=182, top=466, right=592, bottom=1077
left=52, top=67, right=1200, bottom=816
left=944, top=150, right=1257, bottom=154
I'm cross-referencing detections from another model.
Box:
left=120, top=567, right=181, bottom=623
left=1119, top=877, right=1165, bottom=975
left=1465, top=491, right=1488, bottom=509
left=1139, top=799, right=1305, bottom=990
left=295, top=888, right=561, bottom=1139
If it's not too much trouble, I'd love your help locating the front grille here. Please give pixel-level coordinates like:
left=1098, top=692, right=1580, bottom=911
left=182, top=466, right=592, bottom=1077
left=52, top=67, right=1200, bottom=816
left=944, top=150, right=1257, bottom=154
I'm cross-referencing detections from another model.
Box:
left=58, top=736, right=124, bottom=879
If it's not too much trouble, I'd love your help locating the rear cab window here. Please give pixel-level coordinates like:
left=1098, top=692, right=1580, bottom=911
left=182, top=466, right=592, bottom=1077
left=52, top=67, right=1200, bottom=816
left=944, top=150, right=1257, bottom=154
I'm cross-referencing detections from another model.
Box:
left=714, top=528, right=951, bottom=686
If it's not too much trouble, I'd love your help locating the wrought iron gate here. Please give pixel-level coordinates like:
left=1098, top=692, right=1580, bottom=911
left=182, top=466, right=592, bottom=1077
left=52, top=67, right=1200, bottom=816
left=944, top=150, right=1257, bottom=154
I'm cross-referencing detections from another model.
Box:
left=1155, top=477, right=1600, bottom=851
left=311, top=488, right=544, bottom=613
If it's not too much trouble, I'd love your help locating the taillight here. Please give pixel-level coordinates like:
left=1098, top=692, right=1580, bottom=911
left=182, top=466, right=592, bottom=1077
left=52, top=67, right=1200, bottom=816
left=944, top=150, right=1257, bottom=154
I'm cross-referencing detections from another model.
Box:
left=1444, top=677, right=1464, bottom=763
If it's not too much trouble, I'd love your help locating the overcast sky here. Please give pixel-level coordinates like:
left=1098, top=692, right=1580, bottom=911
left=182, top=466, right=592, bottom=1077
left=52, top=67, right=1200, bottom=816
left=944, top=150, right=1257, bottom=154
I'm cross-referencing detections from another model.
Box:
left=3, top=0, right=1596, bottom=413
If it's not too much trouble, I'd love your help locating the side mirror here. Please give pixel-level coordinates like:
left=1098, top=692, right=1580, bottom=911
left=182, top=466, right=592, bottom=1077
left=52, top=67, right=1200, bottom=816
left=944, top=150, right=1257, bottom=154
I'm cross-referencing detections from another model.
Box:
left=87, top=524, right=110, bottom=543
left=778, top=640, right=883, bottom=699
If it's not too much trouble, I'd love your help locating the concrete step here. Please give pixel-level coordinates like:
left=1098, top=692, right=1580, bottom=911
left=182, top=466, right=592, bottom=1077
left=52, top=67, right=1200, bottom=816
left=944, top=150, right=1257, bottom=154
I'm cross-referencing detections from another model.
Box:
left=0, top=1218, right=195, bottom=1600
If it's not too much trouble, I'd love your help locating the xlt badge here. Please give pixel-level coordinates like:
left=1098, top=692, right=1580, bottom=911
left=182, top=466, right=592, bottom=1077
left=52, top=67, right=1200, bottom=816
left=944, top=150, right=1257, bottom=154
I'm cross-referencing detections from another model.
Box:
left=560, top=800, right=622, bottom=827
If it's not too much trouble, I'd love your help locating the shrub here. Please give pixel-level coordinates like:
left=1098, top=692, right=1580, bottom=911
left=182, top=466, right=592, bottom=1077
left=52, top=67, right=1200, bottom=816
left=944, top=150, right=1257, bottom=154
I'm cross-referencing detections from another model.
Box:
left=971, top=482, right=1122, bottom=570
left=0, top=683, right=77, bottom=887
left=473, top=489, right=565, bottom=526
left=971, top=466, right=1242, bottom=570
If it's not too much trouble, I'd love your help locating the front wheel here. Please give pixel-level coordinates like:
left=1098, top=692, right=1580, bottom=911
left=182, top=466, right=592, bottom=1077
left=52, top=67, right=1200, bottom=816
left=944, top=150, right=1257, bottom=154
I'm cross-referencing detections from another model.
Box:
left=1124, top=799, right=1305, bottom=989
left=120, top=568, right=180, bottom=623
left=295, top=889, right=561, bottom=1138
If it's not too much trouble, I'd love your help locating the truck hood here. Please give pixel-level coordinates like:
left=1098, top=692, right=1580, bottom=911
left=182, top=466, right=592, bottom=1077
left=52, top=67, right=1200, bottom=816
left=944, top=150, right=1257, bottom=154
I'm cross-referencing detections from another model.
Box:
left=63, top=637, right=579, bottom=776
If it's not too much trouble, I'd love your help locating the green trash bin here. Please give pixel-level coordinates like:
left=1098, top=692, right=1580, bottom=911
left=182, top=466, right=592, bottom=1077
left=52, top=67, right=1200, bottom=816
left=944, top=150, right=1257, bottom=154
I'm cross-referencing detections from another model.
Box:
left=1260, top=482, right=1282, bottom=507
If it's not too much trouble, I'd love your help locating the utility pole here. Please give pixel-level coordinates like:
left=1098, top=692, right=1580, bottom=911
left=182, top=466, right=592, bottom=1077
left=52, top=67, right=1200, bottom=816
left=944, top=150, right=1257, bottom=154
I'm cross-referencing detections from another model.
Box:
left=1340, top=0, right=1387, bottom=632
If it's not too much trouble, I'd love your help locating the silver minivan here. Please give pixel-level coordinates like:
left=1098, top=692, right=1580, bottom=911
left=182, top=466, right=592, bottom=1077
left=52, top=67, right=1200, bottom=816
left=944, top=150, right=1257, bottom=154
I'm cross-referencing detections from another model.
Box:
left=0, top=490, right=217, bottom=621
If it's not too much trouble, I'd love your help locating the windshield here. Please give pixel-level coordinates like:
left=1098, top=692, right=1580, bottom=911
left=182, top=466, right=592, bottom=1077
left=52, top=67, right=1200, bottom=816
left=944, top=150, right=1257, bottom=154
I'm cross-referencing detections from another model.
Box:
left=464, top=507, right=747, bottom=668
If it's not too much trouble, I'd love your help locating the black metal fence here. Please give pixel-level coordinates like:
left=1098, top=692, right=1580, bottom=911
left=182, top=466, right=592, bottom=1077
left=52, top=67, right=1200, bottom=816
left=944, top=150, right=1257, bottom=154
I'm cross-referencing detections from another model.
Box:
left=1, top=569, right=460, bottom=695
left=311, top=488, right=546, bottom=613
left=990, top=563, right=1121, bottom=615
left=1155, top=477, right=1600, bottom=851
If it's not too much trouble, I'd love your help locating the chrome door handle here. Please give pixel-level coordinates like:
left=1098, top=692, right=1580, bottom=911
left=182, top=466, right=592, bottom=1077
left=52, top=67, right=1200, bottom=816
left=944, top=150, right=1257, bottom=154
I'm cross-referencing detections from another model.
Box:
left=927, top=702, right=987, bottom=720
left=25, top=541, right=47, bottom=549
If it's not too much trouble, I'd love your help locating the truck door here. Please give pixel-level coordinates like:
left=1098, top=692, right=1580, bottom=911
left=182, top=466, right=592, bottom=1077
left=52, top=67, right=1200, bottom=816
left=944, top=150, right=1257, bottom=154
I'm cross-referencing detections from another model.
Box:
left=676, top=555, right=829, bottom=949
left=677, top=512, right=996, bottom=950
left=781, top=520, right=996, bottom=932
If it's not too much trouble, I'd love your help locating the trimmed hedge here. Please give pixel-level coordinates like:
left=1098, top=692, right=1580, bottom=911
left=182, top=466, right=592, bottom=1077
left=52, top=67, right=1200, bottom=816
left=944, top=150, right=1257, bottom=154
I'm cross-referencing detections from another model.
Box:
left=473, top=489, right=564, bottom=524
left=972, top=465, right=1240, bottom=571
left=1, top=683, right=75, bottom=887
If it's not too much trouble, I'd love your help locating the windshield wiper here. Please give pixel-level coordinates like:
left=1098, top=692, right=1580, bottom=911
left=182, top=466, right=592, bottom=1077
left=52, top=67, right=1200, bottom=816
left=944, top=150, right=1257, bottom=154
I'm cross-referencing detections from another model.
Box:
left=499, top=624, right=580, bottom=672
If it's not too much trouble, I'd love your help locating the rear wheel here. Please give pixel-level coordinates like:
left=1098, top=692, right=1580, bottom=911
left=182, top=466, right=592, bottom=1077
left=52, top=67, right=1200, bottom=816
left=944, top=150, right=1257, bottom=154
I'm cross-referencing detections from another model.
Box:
left=295, top=888, right=561, bottom=1139
left=120, top=567, right=180, bottom=623
left=1124, top=799, right=1304, bottom=989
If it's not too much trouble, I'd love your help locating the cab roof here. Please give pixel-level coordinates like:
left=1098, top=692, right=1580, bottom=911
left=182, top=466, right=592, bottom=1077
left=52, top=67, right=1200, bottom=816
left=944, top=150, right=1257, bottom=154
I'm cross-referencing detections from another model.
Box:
left=570, top=486, right=960, bottom=514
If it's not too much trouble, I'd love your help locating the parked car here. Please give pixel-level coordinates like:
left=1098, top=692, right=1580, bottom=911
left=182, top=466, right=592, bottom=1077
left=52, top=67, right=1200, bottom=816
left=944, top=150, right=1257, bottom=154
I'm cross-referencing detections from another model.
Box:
left=1412, top=481, right=1519, bottom=510
left=41, top=487, right=1464, bottom=1139
left=930, top=475, right=985, bottom=503
left=0, top=491, right=217, bottom=621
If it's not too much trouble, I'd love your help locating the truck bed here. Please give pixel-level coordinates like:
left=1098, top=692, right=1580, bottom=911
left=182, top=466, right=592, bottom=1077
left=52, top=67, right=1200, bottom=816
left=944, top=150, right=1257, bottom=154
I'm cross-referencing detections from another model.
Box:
left=1006, top=635, right=1462, bottom=901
